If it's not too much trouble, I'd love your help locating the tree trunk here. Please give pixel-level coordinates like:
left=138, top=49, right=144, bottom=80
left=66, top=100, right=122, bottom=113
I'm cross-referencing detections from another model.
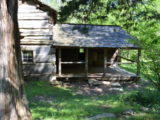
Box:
left=0, top=0, right=32, bottom=120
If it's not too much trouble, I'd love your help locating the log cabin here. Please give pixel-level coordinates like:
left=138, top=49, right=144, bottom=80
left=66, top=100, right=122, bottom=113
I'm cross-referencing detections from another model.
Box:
left=53, top=24, right=141, bottom=81
left=18, top=0, right=141, bottom=81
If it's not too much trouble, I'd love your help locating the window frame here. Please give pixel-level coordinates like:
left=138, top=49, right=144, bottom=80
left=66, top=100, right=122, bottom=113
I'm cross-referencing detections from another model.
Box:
left=22, top=50, right=34, bottom=64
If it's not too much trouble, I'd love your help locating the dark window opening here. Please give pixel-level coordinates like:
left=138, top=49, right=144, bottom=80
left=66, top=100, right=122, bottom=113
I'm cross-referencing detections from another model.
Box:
left=22, top=51, right=33, bottom=63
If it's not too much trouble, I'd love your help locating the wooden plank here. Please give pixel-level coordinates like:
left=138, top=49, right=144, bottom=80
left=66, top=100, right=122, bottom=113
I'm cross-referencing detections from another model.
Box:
left=118, top=55, right=136, bottom=62
left=55, top=66, right=139, bottom=80
left=104, top=49, right=107, bottom=75
left=23, top=61, right=54, bottom=64
left=114, top=62, right=136, bottom=64
left=19, top=20, right=49, bottom=28
left=20, top=40, right=53, bottom=45
left=19, top=4, right=37, bottom=8
left=58, top=48, right=62, bottom=76
left=18, top=8, right=43, bottom=13
left=18, top=14, right=49, bottom=20
left=23, top=63, right=55, bottom=75
left=61, top=61, right=85, bottom=64
left=18, top=4, right=43, bottom=13
left=56, top=74, right=139, bottom=80
left=18, top=10, right=44, bottom=13
left=18, top=12, right=48, bottom=17
left=117, top=49, right=121, bottom=62
left=19, top=29, right=51, bottom=36
left=21, top=36, right=52, bottom=40
left=35, top=54, right=56, bottom=63
left=85, top=49, right=88, bottom=76
left=20, top=28, right=49, bottom=32
left=20, top=32, right=52, bottom=36
left=137, top=49, right=141, bottom=76
left=110, top=49, right=119, bottom=66
left=21, top=39, right=52, bottom=42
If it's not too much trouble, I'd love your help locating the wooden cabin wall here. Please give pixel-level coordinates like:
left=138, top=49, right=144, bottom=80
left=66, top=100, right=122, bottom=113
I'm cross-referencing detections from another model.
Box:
left=21, top=45, right=56, bottom=74
left=88, top=49, right=104, bottom=67
left=88, top=48, right=117, bottom=67
left=18, top=1, right=56, bottom=79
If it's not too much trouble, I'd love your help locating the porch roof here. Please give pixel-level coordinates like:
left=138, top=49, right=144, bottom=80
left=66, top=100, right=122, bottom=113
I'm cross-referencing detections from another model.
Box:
left=53, top=24, right=140, bottom=49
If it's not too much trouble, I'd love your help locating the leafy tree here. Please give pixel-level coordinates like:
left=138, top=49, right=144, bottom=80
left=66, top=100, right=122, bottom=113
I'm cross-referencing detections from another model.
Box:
left=132, top=15, right=160, bottom=90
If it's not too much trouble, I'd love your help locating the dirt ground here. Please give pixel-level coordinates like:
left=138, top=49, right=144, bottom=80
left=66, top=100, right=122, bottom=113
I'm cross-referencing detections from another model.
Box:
left=54, top=79, right=148, bottom=96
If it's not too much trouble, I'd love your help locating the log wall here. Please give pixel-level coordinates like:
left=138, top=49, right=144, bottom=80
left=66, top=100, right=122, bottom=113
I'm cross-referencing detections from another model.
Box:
left=18, top=1, right=56, bottom=78
left=88, top=48, right=117, bottom=67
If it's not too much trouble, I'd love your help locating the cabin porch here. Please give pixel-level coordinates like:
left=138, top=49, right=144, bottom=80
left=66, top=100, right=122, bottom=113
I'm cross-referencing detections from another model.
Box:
left=56, top=47, right=141, bottom=81
left=57, top=66, right=139, bottom=81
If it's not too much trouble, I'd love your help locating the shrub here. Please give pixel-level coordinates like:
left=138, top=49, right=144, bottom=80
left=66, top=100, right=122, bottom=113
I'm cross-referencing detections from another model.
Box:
left=124, top=90, right=160, bottom=107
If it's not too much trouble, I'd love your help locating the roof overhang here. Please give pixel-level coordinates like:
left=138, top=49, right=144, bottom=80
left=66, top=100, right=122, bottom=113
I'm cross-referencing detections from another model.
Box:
left=53, top=24, right=141, bottom=49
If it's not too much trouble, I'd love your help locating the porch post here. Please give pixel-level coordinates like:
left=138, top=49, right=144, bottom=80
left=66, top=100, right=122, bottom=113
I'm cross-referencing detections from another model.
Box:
left=58, top=48, right=62, bottom=76
left=85, top=48, right=88, bottom=76
left=104, top=49, right=107, bottom=75
left=110, top=49, right=119, bottom=66
left=137, top=49, right=141, bottom=76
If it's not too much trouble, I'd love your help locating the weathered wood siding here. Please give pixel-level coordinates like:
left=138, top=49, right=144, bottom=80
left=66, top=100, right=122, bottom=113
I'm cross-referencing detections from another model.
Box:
left=88, top=48, right=117, bottom=67
left=18, top=1, right=56, bottom=77
left=18, top=1, right=53, bottom=44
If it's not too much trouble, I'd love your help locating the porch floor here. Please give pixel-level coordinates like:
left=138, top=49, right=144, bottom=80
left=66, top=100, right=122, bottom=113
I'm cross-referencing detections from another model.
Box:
left=57, top=66, right=139, bottom=81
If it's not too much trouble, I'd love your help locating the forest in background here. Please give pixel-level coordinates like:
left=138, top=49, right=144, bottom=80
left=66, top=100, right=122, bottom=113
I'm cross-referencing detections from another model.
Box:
left=42, top=0, right=160, bottom=90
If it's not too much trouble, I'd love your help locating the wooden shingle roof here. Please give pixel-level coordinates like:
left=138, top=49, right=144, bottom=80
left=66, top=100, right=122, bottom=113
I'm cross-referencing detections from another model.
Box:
left=53, top=24, right=140, bottom=49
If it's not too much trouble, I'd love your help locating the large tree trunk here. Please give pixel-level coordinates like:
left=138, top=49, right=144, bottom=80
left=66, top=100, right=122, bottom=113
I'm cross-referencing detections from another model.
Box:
left=0, top=0, right=32, bottom=120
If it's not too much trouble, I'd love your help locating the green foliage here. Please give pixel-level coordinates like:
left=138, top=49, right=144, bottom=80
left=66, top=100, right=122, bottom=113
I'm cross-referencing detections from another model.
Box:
left=124, top=90, right=160, bottom=107
left=130, top=10, right=160, bottom=90
left=120, top=64, right=137, bottom=74
left=58, top=0, right=149, bottom=25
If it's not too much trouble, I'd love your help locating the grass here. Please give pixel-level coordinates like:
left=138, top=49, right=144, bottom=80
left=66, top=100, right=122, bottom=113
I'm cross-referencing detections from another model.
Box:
left=25, top=80, right=160, bottom=120
left=120, top=64, right=148, bottom=81
left=120, top=64, right=137, bottom=74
